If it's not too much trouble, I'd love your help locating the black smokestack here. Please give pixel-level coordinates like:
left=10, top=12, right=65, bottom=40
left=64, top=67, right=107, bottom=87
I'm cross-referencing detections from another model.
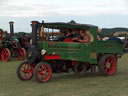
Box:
left=9, top=21, right=14, bottom=37
left=31, top=21, right=38, bottom=45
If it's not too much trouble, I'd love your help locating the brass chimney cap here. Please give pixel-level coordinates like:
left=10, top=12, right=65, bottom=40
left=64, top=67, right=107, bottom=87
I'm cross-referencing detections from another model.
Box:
left=9, top=21, right=14, bottom=24
left=31, top=21, right=39, bottom=24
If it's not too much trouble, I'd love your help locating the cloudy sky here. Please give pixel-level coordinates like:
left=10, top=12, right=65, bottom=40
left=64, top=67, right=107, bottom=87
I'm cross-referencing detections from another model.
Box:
left=0, top=0, right=128, bottom=32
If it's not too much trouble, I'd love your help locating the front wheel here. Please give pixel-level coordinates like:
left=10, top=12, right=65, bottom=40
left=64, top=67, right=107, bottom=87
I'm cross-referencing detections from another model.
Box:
left=34, top=62, right=52, bottom=83
left=98, top=54, right=117, bottom=76
left=16, top=61, right=34, bottom=80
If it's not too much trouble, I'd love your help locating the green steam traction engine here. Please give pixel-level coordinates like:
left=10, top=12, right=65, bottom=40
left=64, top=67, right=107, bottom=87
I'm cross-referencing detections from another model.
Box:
left=17, top=21, right=125, bottom=83
left=0, top=22, right=26, bottom=62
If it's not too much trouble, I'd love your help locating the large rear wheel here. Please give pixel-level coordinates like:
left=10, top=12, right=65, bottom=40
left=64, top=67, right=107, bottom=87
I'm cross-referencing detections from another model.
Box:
left=1, top=48, right=11, bottom=62
left=16, top=61, right=35, bottom=80
left=98, top=54, right=117, bottom=76
left=34, top=62, right=52, bottom=83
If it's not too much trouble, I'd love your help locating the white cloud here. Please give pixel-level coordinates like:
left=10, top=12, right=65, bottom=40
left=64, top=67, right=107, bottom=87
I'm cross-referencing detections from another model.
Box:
left=0, top=0, right=127, bottom=17
left=53, top=0, right=128, bottom=16
left=0, top=0, right=56, bottom=17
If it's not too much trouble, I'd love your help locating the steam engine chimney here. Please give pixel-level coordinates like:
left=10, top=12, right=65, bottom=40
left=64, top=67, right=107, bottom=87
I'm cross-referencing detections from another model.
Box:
left=9, top=21, right=14, bottom=37
left=31, top=21, right=38, bottom=45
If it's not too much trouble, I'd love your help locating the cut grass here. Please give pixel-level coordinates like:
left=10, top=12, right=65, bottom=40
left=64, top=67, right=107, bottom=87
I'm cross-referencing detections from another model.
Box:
left=0, top=55, right=128, bottom=96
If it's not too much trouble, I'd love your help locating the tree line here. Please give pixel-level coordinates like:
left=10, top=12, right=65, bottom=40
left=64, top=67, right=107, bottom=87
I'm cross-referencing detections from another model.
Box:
left=101, top=27, right=128, bottom=37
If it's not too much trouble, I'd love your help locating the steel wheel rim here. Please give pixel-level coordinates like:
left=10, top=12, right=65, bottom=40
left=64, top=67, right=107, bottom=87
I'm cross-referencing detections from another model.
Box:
left=104, top=56, right=116, bottom=75
left=19, top=63, right=33, bottom=80
left=37, top=64, right=52, bottom=82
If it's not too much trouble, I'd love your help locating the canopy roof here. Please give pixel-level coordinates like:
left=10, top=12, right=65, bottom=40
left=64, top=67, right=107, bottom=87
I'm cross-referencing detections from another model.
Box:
left=38, top=22, right=98, bottom=29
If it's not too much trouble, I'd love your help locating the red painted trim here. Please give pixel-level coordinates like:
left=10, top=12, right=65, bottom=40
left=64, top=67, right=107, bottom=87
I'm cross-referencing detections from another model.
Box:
left=45, top=55, right=60, bottom=60
left=64, top=38, right=73, bottom=42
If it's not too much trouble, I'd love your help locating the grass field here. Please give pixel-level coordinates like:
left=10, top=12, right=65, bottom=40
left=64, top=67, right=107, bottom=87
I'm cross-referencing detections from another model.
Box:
left=0, top=54, right=128, bottom=96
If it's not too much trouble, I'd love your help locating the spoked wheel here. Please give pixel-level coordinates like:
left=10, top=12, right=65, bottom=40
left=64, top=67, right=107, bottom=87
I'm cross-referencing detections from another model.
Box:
left=73, top=63, right=87, bottom=77
left=98, top=54, right=117, bottom=76
left=16, top=61, right=35, bottom=80
left=34, top=62, right=52, bottom=83
left=1, top=48, right=11, bottom=62
left=17, top=48, right=26, bottom=60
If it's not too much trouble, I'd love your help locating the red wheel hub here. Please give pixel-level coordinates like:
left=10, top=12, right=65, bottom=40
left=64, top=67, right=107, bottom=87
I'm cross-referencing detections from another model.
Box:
left=1, top=48, right=11, bottom=62
left=19, top=63, right=34, bottom=80
left=104, top=56, right=116, bottom=75
left=37, top=64, right=52, bottom=82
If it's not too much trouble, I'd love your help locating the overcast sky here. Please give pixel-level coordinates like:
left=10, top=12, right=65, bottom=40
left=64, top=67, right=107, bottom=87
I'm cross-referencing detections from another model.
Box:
left=0, top=0, right=128, bottom=32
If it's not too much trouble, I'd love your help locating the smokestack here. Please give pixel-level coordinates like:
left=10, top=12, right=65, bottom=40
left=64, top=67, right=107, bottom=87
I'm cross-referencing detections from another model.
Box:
left=31, top=21, right=38, bottom=45
left=9, top=21, right=14, bottom=37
